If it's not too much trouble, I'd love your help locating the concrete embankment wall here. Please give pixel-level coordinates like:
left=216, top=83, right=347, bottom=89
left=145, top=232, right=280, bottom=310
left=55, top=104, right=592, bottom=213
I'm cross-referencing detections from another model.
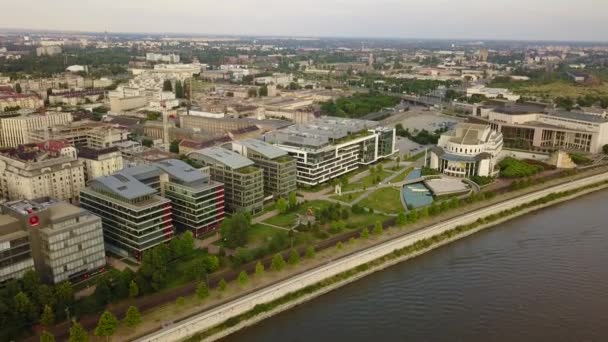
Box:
left=136, top=172, right=608, bottom=342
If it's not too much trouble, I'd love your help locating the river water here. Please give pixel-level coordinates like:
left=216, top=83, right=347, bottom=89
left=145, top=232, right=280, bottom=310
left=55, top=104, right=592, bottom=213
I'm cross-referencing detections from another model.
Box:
left=224, top=189, right=608, bottom=342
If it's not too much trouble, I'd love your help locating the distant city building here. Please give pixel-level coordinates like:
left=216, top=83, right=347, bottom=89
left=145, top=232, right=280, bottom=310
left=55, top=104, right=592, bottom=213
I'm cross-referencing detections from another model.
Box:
left=48, top=89, right=104, bottom=106
left=0, top=141, right=85, bottom=203
left=0, top=198, right=105, bottom=284
left=146, top=53, right=180, bottom=64
left=429, top=123, right=503, bottom=178
left=36, top=46, right=62, bottom=57
left=189, top=147, right=264, bottom=214
left=29, top=121, right=130, bottom=149
left=0, top=86, right=44, bottom=112
left=230, top=139, right=297, bottom=199
left=0, top=111, right=72, bottom=147
left=264, top=117, right=397, bottom=186
left=466, top=85, right=520, bottom=101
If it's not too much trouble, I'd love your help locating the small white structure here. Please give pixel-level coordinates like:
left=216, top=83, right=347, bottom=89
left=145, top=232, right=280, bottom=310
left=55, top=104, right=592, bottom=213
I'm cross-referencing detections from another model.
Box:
left=466, top=85, right=520, bottom=101
left=429, top=123, right=503, bottom=178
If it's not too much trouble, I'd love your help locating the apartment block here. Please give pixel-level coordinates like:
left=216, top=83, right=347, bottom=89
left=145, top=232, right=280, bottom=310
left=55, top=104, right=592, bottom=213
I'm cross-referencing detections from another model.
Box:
left=230, top=139, right=297, bottom=199
left=78, top=147, right=124, bottom=182
left=0, top=86, right=45, bottom=112
left=189, top=147, right=264, bottom=214
left=2, top=198, right=106, bottom=284
left=0, top=141, right=85, bottom=203
left=264, top=117, right=397, bottom=186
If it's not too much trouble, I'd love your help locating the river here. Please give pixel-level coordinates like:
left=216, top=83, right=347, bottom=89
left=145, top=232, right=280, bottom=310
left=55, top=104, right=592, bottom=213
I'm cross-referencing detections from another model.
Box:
left=223, top=189, right=608, bottom=342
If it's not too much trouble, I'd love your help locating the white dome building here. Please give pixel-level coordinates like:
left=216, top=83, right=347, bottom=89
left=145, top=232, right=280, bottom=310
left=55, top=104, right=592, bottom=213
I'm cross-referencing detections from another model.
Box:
left=429, top=123, right=503, bottom=178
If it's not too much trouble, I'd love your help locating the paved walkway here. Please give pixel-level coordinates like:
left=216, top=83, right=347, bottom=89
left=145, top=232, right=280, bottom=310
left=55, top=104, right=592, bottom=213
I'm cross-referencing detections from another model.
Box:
left=253, top=209, right=279, bottom=224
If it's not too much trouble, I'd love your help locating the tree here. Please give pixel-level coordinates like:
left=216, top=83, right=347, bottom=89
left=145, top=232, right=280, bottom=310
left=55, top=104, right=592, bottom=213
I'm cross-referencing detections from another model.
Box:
left=95, top=310, right=118, bottom=341
left=162, top=80, right=173, bottom=92
left=176, top=296, right=186, bottom=306
left=288, top=249, right=300, bottom=265
left=139, top=243, right=171, bottom=291
left=40, top=304, right=55, bottom=327
left=259, top=85, right=268, bottom=97
left=128, top=280, right=139, bottom=299
left=396, top=212, right=407, bottom=225
left=196, top=282, right=209, bottom=300
left=141, top=138, right=153, bottom=147
left=170, top=231, right=195, bottom=259
left=305, top=246, right=315, bottom=258
left=14, top=291, right=37, bottom=323
left=288, top=192, right=298, bottom=209
left=248, top=88, right=258, bottom=98
left=360, top=227, right=370, bottom=239
left=271, top=253, right=286, bottom=272
left=276, top=197, right=288, bottom=214
left=220, top=212, right=251, bottom=249
left=218, top=278, right=227, bottom=292
left=175, top=80, right=184, bottom=98
left=254, top=261, right=265, bottom=277
left=373, top=221, right=384, bottom=235
left=336, top=241, right=343, bottom=250
left=54, top=281, right=74, bottom=317
left=123, top=306, right=142, bottom=328
left=169, top=140, right=180, bottom=154
left=40, top=331, right=55, bottom=342
left=69, top=322, right=89, bottom=342
left=603, top=144, right=608, bottom=155
left=15, top=83, right=22, bottom=94
left=237, top=271, right=249, bottom=286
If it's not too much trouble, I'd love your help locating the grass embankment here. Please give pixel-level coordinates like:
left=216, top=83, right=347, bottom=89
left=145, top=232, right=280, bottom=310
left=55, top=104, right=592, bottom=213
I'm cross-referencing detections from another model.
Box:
left=184, top=179, right=608, bottom=342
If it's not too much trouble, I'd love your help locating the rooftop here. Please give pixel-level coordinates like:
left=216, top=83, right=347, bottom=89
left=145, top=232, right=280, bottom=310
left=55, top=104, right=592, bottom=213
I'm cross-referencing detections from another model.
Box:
left=92, top=173, right=157, bottom=200
left=265, top=116, right=378, bottom=148
left=237, top=138, right=288, bottom=159
left=546, top=110, right=608, bottom=124
left=190, top=146, right=254, bottom=170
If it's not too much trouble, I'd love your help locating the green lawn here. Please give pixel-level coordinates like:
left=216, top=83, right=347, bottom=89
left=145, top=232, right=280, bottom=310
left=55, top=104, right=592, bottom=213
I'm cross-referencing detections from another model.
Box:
left=330, top=190, right=365, bottom=203
left=342, top=170, right=392, bottom=191
left=263, top=212, right=298, bottom=228
left=248, top=224, right=287, bottom=246
left=358, top=187, right=404, bottom=214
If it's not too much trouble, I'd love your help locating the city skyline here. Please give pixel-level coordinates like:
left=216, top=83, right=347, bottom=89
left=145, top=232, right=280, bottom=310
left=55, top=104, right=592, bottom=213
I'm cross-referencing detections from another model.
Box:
left=1, top=0, right=607, bottom=42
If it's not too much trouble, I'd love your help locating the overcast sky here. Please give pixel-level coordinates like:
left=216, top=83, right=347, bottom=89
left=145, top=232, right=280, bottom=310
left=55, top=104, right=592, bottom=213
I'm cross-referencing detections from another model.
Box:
left=1, top=0, right=606, bottom=41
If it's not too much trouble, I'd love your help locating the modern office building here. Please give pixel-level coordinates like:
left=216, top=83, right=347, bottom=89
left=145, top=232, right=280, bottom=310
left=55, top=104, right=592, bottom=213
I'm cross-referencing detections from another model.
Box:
left=80, top=171, right=174, bottom=261
left=189, top=147, right=264, bottom=213
left=230, top=139, right=297, bottom=199
left=0, top=111, right=72, bottom=147
left=155, top=160, right=225, bottom=237
left=264, top=117, right=397, bottom=186
left=471, top=105, right=608, bottom=154
left=0, top=198, right=105, bottom=284
left=429, top=123, right=503, bottom=178
left=81, top=159, right=226, bottom=259
left=2, top=198, right=106, bottom=284
left=0, top=141, right=85, bottom=203
left=0, top=215, right=34, bottom=284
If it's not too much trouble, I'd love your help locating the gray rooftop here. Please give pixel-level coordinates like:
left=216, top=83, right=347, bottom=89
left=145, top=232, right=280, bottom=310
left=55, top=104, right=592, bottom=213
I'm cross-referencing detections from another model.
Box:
left=265, top=116, right=378, bottom=148
left=237, top=139, right=287, bottom=159
left=190, top=146, right=254, bottom=169
left=155, top=159, right=210, bottom=184
left=547, top=111, right=608, bottom=124
left=92, top=173, right=157, bottom=200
